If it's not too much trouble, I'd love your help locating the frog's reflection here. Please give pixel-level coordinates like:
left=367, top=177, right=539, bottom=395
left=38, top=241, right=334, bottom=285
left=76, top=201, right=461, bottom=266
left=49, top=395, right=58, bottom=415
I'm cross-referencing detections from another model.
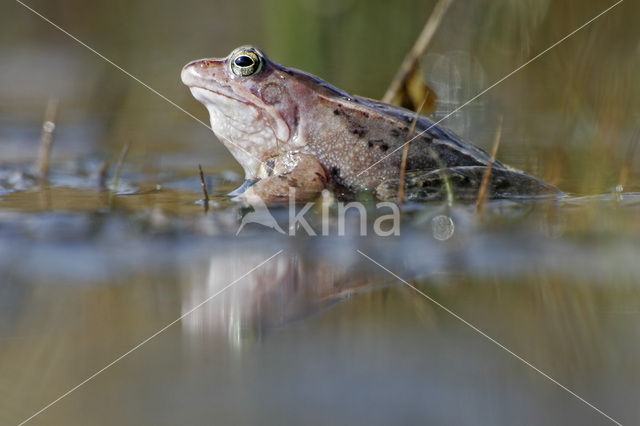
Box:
left=178, top=209, right=464, bottom=347
left=180, top=244, right=381, bottom=348
left=176, top=204, right=577, bottom=348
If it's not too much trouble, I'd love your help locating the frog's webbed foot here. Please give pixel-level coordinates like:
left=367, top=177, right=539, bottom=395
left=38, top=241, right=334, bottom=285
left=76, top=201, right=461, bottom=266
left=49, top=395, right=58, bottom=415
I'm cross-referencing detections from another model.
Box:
left=236, top=152, right=327, bottom=204
left=376, top=166, right=561, bottom=203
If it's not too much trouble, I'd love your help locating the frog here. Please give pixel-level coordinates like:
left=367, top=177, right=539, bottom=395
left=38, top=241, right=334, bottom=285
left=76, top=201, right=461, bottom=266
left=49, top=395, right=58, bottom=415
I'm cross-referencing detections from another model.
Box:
left=181, top=45, right=559, bottom=203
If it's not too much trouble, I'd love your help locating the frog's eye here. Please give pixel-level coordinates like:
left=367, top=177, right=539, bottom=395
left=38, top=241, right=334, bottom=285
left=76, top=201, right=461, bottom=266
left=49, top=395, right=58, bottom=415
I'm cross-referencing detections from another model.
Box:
left=230, top=50, right=263, bottom=77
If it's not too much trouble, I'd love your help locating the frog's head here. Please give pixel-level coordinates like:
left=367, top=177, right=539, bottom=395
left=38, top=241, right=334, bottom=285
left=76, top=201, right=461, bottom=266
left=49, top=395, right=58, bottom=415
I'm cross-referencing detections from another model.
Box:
left=181, top=46, right=301, bottom=178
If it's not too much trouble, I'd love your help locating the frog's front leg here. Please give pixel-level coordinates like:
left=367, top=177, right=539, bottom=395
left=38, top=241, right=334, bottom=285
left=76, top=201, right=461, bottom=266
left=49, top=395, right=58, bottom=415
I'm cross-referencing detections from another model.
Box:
left=238, top=152, right=327, bottom=204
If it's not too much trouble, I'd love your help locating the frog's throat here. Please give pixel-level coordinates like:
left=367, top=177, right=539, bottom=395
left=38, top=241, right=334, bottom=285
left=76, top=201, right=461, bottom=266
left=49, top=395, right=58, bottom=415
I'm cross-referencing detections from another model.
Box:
left=188, top=87, right=281, bottom=179
left=189, top=86, right=290, bottom=144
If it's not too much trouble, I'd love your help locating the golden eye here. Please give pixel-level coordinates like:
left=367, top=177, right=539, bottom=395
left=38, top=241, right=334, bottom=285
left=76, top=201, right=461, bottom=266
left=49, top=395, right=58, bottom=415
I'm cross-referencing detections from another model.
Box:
left=230, top=49, right=263, bottom=77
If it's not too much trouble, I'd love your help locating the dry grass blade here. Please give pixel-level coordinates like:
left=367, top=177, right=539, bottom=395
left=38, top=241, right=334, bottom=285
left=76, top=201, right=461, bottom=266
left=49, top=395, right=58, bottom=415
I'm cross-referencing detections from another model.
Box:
left=476, top=116, right=503, bottom=213
left=198, top=164, right=210, bottom=213
left=108, top=140, right=131, bottom=205
left=382, top=0, right=454, bottom=104
left=36, top=98, right=59, bottom=181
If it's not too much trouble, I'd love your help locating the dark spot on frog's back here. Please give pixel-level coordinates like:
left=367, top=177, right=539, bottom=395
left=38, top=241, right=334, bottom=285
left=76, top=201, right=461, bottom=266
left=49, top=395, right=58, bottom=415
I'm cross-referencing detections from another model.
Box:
left=368, top=139, right=389, bottom=152
left=333, top=109, right=341, bottom=115
left=390, top=128, right=401, bottom=137
left=344, top=114, right=367, bottom=137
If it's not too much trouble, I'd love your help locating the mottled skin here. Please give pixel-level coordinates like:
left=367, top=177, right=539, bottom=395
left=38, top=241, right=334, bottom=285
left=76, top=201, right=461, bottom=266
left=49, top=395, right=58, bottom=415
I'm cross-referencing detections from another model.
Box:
left=181, top=45, right=557, bottom=202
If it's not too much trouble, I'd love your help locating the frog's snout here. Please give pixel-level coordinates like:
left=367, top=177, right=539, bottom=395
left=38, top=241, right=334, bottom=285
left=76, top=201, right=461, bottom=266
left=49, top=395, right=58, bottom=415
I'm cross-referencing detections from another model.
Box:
left=181, top=59, right=225, bottom=87
left=180, top=61, right=200, bottom=86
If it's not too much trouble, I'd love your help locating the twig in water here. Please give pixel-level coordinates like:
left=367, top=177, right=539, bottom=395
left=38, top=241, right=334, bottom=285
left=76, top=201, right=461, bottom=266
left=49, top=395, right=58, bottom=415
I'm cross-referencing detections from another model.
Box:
left=198, top=164, right=210, bottom=213
left=36, top=98, right=59, bottom=181
left=476, top=116, right=503, bottom=214
left=109, top=141, right=131, bottom=205
left=382, top=0, right=454, bottom=104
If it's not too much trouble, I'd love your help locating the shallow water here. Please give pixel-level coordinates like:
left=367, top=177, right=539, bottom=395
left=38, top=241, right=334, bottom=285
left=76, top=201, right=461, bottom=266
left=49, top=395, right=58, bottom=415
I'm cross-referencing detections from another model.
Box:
left=1, top=163, right=639, bottom=425
left=2, top=0, right=640, bottom=425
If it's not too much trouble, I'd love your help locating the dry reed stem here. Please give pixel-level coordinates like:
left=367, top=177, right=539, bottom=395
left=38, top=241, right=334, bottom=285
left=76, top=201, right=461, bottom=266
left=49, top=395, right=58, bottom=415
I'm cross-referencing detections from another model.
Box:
left=476, top=116, right=503, bottom=213
left=382, top=0, right=454, bottom=104
left=36, top=98, right=59, bottom=181
left=198, top=164, right=210, bottom=213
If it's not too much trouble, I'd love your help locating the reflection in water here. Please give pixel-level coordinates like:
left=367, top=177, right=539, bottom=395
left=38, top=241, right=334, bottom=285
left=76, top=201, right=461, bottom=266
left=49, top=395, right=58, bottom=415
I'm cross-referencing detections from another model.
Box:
left=180, top=242, right=380, bottom=349
left=173, top=194, right=640, bottom=353
left=1, top=195, right=640, bottom=423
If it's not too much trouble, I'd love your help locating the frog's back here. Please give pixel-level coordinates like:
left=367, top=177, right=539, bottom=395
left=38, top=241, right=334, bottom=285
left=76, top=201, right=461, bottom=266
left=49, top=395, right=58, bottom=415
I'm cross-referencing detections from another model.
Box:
left=304, top=90, right=504, bottom=190
left=351, top=95, right=504, bottom=167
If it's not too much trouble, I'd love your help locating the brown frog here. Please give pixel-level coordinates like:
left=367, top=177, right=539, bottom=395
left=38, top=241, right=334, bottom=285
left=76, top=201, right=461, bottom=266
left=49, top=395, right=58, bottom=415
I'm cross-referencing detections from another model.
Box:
left=181, top=45, right=558, bottom=203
